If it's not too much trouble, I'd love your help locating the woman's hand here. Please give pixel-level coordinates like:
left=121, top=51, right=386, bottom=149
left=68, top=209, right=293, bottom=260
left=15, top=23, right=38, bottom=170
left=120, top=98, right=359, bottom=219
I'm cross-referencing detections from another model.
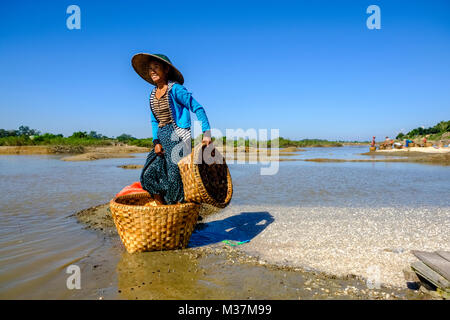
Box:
left=202, top=136, right=215, bottom=157
left=154, top=143, right=164, bottom=156
left=202, top=136, right=212, bottom=146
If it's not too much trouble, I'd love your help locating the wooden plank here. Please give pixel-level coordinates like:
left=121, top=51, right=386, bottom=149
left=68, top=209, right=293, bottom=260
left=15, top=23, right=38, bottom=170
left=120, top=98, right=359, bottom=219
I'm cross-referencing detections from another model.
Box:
left=436, top=251, right=450, bottom=263
left=412, top=250, right=450, bottom=281
left=411, top=261, right=450, bottom=291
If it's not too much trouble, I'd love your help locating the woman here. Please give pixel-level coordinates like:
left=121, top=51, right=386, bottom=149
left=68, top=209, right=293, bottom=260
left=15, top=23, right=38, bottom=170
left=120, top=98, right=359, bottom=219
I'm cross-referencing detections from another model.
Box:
left=131, top=53, right=211, bottom=204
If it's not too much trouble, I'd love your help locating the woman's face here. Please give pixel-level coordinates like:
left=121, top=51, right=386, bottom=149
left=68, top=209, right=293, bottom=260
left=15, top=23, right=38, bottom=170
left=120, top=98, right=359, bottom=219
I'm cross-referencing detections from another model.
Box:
left=148, top=60, right=169, bottom=83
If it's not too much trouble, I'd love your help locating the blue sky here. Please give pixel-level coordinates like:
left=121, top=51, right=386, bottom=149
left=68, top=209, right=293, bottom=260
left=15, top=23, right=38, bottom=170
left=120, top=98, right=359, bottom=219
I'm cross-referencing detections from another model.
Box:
left=0, top=0, right=449, bottom=141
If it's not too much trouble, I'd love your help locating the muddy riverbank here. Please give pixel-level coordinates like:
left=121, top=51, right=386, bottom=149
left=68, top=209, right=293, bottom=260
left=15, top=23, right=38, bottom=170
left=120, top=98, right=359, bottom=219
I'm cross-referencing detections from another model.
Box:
left=0, top=145, right=150, bottom=161
left=304, top=149, right=450, bottom=165
left=2, top=148, right=448, bottom=300
left=72, top=203, right=432, bottom=300
left=0, top=145, right=302, bottom=162
left=361, top=149, right=450, bottom=165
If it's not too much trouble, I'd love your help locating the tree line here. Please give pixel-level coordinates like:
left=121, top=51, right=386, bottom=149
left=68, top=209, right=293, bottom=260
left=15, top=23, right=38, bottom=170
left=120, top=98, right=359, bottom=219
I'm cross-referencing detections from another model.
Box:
left=396, top=120, right=450, bottom=140
left=0, top=125, right=154, bottom=147
left=1, top=125, right=344, bottom=148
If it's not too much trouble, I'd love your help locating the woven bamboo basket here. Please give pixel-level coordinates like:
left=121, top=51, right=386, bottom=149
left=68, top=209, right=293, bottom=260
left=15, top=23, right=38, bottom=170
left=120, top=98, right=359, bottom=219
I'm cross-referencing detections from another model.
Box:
left=178, top=143, right=233, bottom=209
left=408, top=142, right=416, bottom=147
left=369, top=146, right=376, bottom=152
left=109, top=193, right=201, bottom=253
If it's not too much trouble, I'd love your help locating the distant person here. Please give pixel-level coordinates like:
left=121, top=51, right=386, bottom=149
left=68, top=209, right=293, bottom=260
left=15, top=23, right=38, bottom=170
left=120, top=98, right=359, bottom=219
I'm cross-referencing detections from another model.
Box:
left=383, top=137, right=393, bottom=149
left=393, top=141, right=402, bottom=149
left=371, top=136, right=376, bottom=147
left=405, top=139, right=413, bottom=147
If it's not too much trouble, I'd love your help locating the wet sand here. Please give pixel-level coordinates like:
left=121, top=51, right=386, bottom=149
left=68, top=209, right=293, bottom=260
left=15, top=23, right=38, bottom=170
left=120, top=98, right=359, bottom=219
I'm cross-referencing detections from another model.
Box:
left=208, top=205, right=449, bottom=289
left=216, top=146, right=302, bottom=162
left=280, top=147, right=306, bottom=152
left=0, top=145, right=301, bottom=162
left=61, top=146, right=150, bottom=161
left=72, top=203, right=435, bottom=299
left=114, top=146, right=303, bottom=164
left=0, top=145, right=74, bottom=154
left=117, top=164, right=144, bottom=169
left=361, top=148, right=450, bottom=165
left=304, top=148, right=450, bottom=165
left=372, top=147, right=450, bottom=154
left=0, top=145, right=150, bottom=161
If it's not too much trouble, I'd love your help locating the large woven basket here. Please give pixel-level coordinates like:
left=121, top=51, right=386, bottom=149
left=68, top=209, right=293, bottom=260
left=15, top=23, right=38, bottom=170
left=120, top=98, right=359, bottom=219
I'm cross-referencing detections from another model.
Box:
left=109, top=193, right=201, bottom=253
left=178, top=143, right=233, bottom=209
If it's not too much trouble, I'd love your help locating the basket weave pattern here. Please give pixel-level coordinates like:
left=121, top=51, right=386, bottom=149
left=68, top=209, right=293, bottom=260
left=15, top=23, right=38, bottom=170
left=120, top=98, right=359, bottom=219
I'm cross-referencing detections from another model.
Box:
left=109, top=193, right=201, bottom=253
left=178, top=144, right=233, bottom=209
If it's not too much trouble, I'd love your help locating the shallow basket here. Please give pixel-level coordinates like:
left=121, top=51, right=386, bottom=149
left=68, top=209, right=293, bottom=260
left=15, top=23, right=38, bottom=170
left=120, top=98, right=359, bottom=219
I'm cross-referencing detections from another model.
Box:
left=109, top=193, right=201, bottom=253
left=369, top=146, right=376, bottom=152
left=178, top=143, right=233, bottom=209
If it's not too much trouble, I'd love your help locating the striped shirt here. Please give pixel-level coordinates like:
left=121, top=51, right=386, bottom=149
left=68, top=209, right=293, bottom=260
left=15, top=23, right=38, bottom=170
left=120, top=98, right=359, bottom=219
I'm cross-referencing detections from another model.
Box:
left=150, top=81, right=192, bottom=143
left=151, top=87, right=172, bottom=127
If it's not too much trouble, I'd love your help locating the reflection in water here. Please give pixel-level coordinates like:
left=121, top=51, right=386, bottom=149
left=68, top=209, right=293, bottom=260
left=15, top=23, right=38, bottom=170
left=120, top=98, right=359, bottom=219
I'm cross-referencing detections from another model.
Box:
left=116, top=211, right=274, bottom=299
left=0, top=154, right=143, bottom=299
left=117, top=250, right=204, bottom=300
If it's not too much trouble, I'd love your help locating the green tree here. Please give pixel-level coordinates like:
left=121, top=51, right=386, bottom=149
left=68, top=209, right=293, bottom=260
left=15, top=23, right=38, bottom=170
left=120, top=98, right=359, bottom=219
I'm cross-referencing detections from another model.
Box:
left=17, top=125, right=40, bottom=136
left=437, top=121, right=449, bottom=133
left=0, top=129, right=9, bottom=138
left=88, top=131, right=107, bottom=139
left=117, top=133, right=135, bottom=142
left=70, top=131, right=88, bottom=139
left=18, top=125, right=31, bottom=136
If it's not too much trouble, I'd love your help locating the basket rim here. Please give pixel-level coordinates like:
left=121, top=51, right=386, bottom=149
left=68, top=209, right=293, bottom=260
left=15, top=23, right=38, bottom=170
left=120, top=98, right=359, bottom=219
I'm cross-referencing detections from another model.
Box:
left=189, top=143, right=233, bottom=208
left=110, top=192, right=201, bottom=210
left=109, top=192, right=201, bottom=253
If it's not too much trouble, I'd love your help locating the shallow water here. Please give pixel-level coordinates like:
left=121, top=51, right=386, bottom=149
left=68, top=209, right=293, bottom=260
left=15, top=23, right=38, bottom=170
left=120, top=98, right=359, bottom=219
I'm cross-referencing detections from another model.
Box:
left=231, top=160, right=450, bottom=208
left=0, top=146, right=448, bottom=299
left=283, top=145, right=403, bottom=160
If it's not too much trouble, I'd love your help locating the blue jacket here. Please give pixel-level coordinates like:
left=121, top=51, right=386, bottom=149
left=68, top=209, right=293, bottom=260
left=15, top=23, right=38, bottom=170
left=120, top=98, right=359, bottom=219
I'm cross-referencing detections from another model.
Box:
left=150, top=81, right=210, bottom=144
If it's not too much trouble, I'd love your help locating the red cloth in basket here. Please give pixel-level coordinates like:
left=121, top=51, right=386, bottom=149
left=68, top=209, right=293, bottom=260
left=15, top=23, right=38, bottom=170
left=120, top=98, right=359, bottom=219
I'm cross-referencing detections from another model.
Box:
left=115, top=181, right=149, bottom=197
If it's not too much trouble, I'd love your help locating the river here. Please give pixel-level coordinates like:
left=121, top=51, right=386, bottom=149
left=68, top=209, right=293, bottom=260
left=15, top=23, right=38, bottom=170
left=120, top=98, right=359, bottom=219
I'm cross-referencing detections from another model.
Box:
left=0, top=146, right=449, bottom=299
